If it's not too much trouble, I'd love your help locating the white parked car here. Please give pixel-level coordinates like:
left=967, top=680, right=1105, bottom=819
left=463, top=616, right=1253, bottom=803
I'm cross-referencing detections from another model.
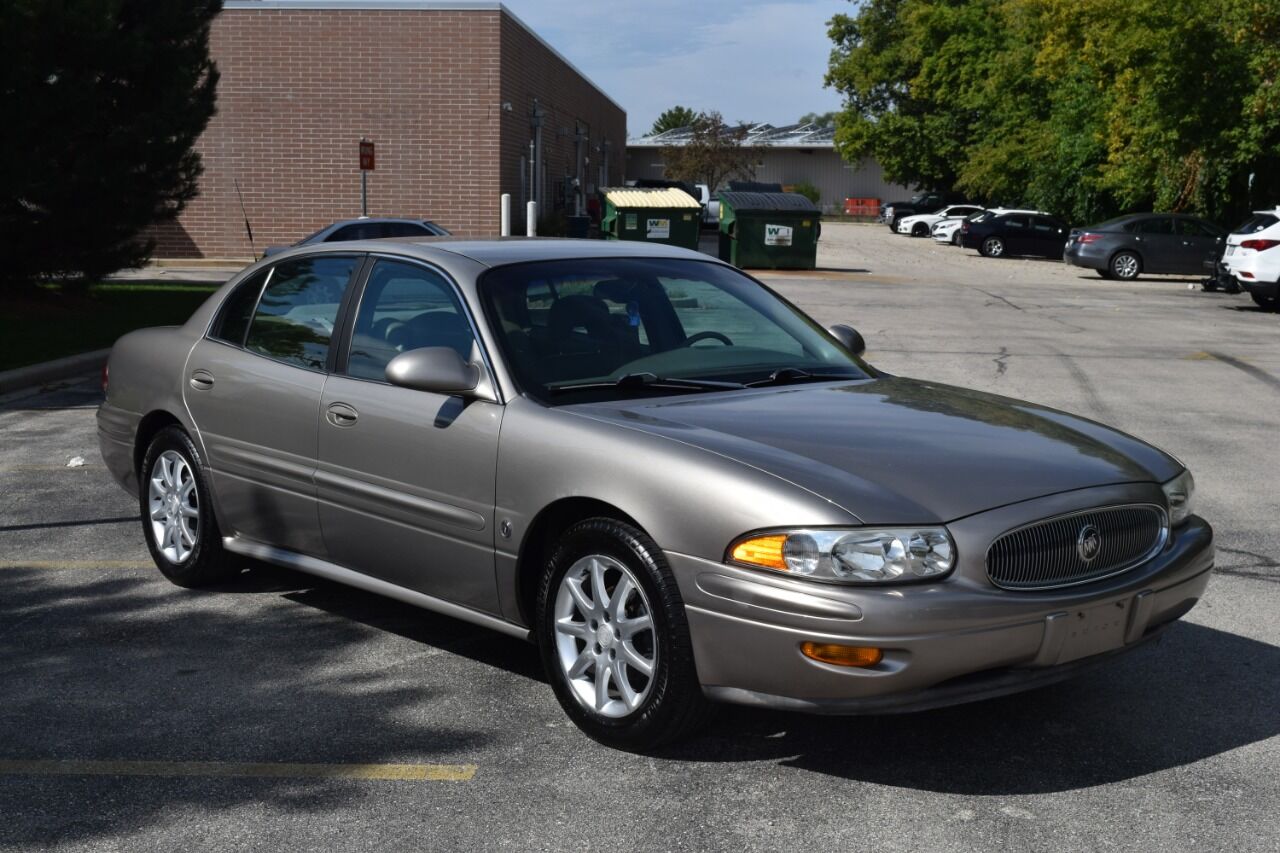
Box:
left=932, top=218, right=967, bottom=245
left=695, top=183, right=720, bottom=227
left=896, top=204, right=984, bottom=236
left=1222, top=208, right=1280, bottom=309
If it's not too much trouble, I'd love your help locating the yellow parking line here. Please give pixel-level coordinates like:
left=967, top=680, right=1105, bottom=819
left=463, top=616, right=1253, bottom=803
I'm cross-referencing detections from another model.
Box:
left=0, top=560, right=152, bottom=571
left=0, top=759, right=476, bottom=782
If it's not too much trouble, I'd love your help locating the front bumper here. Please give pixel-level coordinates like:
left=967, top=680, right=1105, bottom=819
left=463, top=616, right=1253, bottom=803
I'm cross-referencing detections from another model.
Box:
left=667, top=512, right=1213, bottom=714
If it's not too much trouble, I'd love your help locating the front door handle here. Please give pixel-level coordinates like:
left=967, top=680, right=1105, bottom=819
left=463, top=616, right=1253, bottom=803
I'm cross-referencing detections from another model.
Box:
left=325, top=402, right=359, bottom=427
left=189, top=369, right=215, bottom=391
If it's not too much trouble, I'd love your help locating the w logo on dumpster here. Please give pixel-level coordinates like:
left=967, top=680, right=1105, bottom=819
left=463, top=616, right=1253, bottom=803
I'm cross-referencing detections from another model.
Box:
left=764, top=224, right=793, bottom=246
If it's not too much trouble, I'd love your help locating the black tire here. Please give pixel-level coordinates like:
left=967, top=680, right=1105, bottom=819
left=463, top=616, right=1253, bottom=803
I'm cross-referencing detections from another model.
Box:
left=1252, top=292, right=1279, bottom=311
left=1110, top=250, right=1141, bottom=280
left=1096, top=268, right=1114, bottom=280
left=979, top=236, right=1005, bottom=258
left=138, top=426, right=239, bottom=587
left=536, top=518, right=713, bottom=751
left=911, top=223, right=929, bottom=237
left=950, top=232, right=960, bottom=246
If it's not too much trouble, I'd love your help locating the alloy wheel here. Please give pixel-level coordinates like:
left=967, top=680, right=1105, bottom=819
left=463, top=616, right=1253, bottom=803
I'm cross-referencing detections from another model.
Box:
left=1113, top=253, right=1140, bottom=279
left=983, top=237, right=1004, bottom=257
left=148, top=449, right=199, bottom=563
left=553, top=554, right=657, bottom=718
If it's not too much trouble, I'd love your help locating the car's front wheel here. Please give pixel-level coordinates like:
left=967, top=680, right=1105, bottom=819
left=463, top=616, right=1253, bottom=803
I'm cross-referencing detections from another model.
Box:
left=1110, top=251, right=1141, bottom=280
left=1252, top=292, right=1278, bottom=311
left=980, top=236, right=1005, bottom=257
left=537, top=518, right=712, bottom=751
left=912, top=223, right=929, bottom=237
left=139, top=426, right=238, bottom=587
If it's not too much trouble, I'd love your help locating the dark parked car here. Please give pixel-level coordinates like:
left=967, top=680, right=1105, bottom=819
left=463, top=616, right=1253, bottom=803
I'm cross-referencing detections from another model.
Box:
left=1063, top=214, right=1225, bottom=280
left=882, top=192, right=964, bottom=231
left=262, top=217, right=450, bottom=257
left=961, top=212, right=1070, bottom=258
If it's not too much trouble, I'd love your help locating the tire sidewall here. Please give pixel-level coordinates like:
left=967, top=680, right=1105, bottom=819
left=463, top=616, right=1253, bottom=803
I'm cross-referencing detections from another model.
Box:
left=139, top=426, right=225, bottom=586
left=536, top=519, right=692, bottom=750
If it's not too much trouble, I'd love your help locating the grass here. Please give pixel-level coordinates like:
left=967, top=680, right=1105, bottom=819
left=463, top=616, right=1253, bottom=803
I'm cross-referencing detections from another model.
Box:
left=0, top=281, right=219, bottom=372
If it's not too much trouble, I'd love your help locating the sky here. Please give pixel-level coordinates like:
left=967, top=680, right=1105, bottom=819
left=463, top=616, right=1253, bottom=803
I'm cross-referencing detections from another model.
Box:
left=506, top=1, right=848, bottom=137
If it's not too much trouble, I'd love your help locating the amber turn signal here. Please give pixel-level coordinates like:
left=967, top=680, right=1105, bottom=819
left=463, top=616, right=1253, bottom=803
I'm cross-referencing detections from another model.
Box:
left=800, top=642, right=883, bottom=668
left=730, top=534, right=789, bottom=571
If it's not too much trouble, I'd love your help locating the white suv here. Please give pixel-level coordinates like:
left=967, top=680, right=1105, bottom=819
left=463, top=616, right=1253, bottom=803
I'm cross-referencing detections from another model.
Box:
left=1223, top=208, right=1280, bottom=309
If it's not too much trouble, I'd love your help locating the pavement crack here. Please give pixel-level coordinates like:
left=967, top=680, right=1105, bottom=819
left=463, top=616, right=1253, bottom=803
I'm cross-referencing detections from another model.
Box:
left=1054, top=351, right=1119, bottom=425
left=993, top=346, right=1009, bottom=378
left=975, top=288, right=1023, bottom=311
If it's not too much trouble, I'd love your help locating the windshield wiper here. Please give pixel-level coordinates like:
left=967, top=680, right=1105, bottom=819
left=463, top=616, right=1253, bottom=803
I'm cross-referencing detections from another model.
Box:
left=549, top=372, right=746, bottom=395
left=744, top=367, right=858, bottom=388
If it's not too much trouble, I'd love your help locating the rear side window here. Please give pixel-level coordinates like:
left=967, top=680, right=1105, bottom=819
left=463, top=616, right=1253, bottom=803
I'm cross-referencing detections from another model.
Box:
left=211, top=269, right=269, bottom=345
left=244, top=255, right=360, bottom=371
left=377, top=222, right=431, bottom=239
left=1177, top=219, right=1221, bottom=238
left=1002, top=216, right=1029, bottom=229
left=1031, top=217, right=1061, bottom=233
left=1130, top=218, right=1172, bottom=235
left=328, top=223, right=373, bottom=242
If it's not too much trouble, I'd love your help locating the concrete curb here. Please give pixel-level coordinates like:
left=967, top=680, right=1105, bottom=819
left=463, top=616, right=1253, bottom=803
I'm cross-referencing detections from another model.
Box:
left=0, top=349, right=110, bottom=395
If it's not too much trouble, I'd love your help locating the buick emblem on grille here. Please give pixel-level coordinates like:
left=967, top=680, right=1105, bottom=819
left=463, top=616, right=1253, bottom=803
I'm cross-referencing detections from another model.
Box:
left=1077, top=524, right=1102, bottom=563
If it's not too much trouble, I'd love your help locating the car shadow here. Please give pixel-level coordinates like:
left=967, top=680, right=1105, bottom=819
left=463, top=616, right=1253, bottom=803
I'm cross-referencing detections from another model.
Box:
left=655, top=621, right=1280, bottom=794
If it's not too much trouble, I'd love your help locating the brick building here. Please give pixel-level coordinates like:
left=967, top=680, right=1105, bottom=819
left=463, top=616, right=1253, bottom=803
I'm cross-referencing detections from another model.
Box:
left=155, top=0, right=625, bottom=259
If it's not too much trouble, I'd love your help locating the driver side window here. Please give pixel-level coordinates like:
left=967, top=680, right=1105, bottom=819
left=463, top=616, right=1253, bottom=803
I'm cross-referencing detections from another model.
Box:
left=244, top=255, right=360, bottom=371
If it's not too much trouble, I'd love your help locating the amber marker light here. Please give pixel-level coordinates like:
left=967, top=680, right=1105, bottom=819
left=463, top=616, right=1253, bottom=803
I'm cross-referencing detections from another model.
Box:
left=730, top=534, right=789, bottom=571
left=800, top=642, right=883, bottom=668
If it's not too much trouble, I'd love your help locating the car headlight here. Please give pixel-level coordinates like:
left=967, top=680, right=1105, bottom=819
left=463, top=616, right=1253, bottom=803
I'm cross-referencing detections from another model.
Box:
left=1162, top=469, right=1195, bottom=526
left=728, top=528, right=955, bottom=584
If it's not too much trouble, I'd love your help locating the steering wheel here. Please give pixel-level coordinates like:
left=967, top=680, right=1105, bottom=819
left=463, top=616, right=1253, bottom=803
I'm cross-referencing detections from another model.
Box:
left=681, top=331, right=734, bottom=347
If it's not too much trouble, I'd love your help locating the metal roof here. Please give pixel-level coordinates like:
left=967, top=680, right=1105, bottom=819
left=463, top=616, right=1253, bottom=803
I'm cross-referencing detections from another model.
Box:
left=600, top=187, right=701, bottom=209
left=222, top=1, right=623, bottom=114
left=718, top=192, right=820, bottom=213
left=629, top=122, right=837, bottom=149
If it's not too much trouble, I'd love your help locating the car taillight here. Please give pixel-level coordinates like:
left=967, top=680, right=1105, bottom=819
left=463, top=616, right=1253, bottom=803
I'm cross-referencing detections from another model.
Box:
left=1077, top=232, right=1103, bottom=244
left=1240, top=239, right=1279, bottom=251
left=101, top=362, right=109, bottom=394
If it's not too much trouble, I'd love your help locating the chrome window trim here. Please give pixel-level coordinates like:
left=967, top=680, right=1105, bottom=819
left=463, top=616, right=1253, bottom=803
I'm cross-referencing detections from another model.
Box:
left=985, top=503, right=1170, bottom=592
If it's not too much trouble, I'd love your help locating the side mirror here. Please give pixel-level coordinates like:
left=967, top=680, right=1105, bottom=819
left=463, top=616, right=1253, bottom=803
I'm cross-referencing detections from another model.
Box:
left=385, top=347, right=480, bottom=395
left=827, top=324, right=866, bottom=357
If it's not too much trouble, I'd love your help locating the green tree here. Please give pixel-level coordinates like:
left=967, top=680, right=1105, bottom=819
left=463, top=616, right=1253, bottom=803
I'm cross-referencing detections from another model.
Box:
left=0, top=0, right=221, bottom=291
left=824, top=0, right=1280, bottom=224
left=661, top=111, right=761, bottom=192
left=649, top=105, right=698, bottom=136
left=797, top=111, right=837, bottom=127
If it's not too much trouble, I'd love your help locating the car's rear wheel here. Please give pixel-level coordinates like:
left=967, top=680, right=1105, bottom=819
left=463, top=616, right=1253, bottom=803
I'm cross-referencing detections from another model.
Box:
left=1252, top=292, right=1278, bottom=311
left=139, top=426, right=238, bottom=587
left=1110, top=251, right=1141, bottom=280
left=980, top=236, right=1005, bottom=257
left=537, top=518, right=712, bottom=751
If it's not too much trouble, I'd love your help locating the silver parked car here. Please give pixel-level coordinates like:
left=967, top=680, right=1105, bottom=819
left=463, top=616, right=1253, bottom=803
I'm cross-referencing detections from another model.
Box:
left=98, top=238, right=1213, bottom=750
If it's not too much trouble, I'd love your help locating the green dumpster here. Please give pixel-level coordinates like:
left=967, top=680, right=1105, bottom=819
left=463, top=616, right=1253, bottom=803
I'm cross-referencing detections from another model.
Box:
left=600, top=187, right=701, bottom=251
left=717, top=192, right=821, bottom=269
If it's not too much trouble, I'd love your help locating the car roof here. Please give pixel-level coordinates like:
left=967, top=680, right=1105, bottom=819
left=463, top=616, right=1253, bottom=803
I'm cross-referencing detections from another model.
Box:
left=327, top=217, right=433, bottom=226
left=282, top=236, right=716, bottom=269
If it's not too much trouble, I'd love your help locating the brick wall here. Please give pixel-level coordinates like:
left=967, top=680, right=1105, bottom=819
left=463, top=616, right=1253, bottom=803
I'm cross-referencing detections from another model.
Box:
left=153, top=6, right=623, bottom=259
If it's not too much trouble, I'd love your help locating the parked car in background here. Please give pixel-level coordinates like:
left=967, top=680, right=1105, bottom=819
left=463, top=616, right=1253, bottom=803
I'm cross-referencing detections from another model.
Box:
left=1223, top=208, right=1280, bottom=308
left=1063, top=214, right=1225, bottom=281
left=263, top=218, right=450, bottom=257
left=98, top=238, right=1211, bottom=750
left=896, top=204, right=984, bottom=236
left=932, top=218, right=966, bottom=245
left=882, top=192, right=960, bottom=231
left=961, top=211, right=1070, bottom=258
left=695, top=183, right=720, bottom=228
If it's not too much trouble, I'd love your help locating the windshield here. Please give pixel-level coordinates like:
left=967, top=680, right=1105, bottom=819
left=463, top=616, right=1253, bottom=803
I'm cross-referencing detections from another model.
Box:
left=478, top=258, right=870, bottom=404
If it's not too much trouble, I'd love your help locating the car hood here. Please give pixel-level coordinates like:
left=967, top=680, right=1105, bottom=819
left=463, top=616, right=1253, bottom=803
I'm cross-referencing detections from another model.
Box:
left=568, top=376, right=1180, bottom=524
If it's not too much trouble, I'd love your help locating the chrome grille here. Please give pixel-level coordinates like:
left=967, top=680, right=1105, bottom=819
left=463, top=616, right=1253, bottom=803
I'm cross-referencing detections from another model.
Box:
left=986, top=504, right=1167, bottom=590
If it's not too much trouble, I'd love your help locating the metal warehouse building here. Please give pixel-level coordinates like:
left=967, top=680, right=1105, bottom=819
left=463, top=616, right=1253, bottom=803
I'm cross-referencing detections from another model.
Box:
left=155, top=0, right=625, bottom=259
left=626, top=124, right=911, bottom=215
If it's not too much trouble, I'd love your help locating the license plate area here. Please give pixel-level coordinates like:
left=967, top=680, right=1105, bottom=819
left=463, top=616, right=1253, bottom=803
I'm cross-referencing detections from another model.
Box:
left=1056, top=600, right=1129, bottom=664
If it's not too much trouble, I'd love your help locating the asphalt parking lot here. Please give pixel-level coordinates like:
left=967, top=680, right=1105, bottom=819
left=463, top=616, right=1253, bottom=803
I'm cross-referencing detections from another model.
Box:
left=2, top=224, right=1278, bottom=851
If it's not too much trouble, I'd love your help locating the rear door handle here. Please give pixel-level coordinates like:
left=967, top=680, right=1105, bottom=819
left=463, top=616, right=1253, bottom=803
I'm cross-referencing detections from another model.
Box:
left=325, top=402, right=359, bottom=427
left=189, top=369, right=215, bottom=391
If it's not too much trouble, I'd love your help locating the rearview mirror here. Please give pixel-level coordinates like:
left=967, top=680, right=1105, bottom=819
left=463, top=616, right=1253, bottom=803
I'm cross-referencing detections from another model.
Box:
left=827, top=324, right=866, bottom=357
left=386, top=347, right=480, bottom=395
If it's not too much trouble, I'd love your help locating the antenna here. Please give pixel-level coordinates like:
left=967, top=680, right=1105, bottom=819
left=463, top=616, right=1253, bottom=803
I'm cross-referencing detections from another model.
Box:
left=233, top=178, right=257, bottom=260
